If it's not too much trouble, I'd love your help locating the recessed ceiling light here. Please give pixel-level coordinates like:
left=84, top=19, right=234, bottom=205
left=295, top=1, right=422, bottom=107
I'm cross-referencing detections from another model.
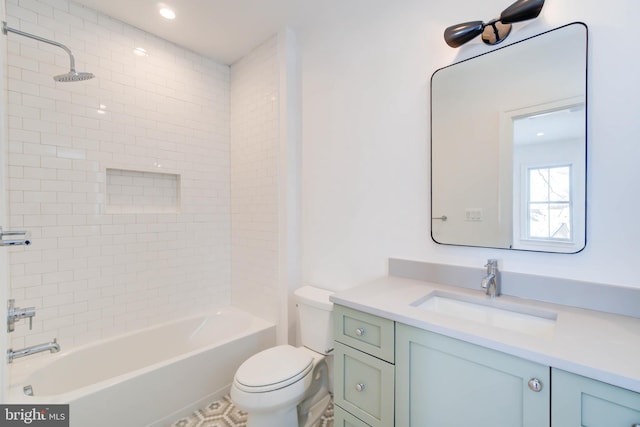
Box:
left=536, top=132, right=545, bottom=137
left=159, top=8, right=176, bottom=20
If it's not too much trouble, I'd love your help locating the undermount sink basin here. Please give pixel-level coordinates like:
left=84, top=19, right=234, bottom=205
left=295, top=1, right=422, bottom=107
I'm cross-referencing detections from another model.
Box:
left=411, top=291, right=557, bottom=338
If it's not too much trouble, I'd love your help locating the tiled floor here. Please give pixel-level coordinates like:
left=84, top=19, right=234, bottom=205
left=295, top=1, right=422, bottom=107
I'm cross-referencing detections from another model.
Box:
left=170, top=395, right=334, bottom=427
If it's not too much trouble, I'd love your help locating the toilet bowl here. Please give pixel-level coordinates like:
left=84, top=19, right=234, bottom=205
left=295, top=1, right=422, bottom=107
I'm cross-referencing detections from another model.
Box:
left=230, top=286, right=334, bottom=427
left=231, top=345, right=329, bottom=427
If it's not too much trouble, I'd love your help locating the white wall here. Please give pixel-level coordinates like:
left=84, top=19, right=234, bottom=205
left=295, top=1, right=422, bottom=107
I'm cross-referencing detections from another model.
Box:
left=5, top=0, right=231, bottom=350
left=300, top=0, right=640, bottom=290
left=230, top=30, right=302, bottom=345
left=230, top=36, right=280, bottom=324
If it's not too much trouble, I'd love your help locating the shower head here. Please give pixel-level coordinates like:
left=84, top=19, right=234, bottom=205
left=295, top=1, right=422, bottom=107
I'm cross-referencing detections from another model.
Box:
left=2, top=21, right=95, bottom=82
left=54, top=71, right=96, bottom=82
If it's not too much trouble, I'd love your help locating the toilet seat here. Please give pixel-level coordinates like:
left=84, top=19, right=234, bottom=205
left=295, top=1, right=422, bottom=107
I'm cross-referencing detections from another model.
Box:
left=234, top=345, right=313, bottom=393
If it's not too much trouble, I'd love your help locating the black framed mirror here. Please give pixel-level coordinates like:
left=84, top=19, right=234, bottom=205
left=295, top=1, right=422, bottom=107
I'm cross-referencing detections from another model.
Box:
left=431, top=23, right=588, bottom=253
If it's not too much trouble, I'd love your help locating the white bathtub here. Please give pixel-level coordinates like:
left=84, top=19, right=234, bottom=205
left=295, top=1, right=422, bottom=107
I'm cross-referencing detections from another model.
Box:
left=8, top=307, right=276, bottom=427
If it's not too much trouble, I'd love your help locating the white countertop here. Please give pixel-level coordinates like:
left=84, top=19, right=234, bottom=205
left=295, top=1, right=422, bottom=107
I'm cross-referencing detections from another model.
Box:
left=330, top=276, right=640, bottom=393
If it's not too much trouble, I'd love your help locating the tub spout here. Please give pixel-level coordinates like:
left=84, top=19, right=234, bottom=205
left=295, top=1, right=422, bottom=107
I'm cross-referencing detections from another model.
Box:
left=7, top=338, right=60, bottom=363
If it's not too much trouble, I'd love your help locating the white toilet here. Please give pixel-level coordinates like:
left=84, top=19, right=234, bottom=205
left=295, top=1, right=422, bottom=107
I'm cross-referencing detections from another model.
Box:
left=230, top=286, right=334, bottom=427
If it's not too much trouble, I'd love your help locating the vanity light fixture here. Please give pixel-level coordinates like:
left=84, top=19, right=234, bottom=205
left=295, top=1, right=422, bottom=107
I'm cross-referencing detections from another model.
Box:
left=444, top=0, right=544, bottom=48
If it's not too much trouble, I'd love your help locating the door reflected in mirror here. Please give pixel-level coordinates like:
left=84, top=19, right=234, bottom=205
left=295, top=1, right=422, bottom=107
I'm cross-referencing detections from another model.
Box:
left=431, top=23, right=587, bottom=253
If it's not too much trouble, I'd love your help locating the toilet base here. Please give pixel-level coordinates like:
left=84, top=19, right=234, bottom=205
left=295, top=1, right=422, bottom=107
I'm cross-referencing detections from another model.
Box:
left=243, top=393, right=331, bottom=427
left=246, top=406, right=297, bottom=427
left=300, top=393, right=331, bottom=427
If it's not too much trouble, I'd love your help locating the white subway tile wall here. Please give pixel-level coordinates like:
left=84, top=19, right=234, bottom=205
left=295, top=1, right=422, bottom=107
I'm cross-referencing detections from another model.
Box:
left=6, top=0, right=231, bottom=350
left=230, top=36, right=280, bottom=324
left=106, top=169, right=180, bottom=214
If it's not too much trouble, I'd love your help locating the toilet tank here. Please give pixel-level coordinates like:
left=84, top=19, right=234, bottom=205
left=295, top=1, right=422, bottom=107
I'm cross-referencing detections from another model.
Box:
left=294, top=286, right=334, bottom=354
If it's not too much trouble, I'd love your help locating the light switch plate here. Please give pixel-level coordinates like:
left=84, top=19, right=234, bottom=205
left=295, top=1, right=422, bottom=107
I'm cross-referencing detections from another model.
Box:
left=465, top=208, right=483, bottom=221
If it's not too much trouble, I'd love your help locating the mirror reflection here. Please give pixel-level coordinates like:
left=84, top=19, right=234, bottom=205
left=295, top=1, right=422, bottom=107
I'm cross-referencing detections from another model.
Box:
left=431, top=23, right=587, bottom=253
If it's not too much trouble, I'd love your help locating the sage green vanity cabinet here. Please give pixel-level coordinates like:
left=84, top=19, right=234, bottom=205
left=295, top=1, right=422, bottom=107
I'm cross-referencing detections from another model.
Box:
left=552, top=368, right=640, bottom=426
left=333, top=305, right=395, bottom=427
left=334, top=303, right=639, bottom=427
left=395, top=323, right=550, bottom=427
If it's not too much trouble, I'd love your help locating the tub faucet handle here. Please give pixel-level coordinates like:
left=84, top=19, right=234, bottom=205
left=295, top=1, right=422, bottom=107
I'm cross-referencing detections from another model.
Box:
left=7, top=299, right=36, bottom=332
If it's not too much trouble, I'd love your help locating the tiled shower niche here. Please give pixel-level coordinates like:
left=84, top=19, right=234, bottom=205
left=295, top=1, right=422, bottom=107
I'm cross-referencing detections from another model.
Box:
left=106, top=168, right=181, bottom=214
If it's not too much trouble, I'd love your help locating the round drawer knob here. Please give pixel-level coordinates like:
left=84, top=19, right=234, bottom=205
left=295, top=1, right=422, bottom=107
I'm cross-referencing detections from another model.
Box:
left=355, top=327, right=365, bottom=336
left=528, top=378, right=543, bottom=392
left=355, top=383, right=365, bottom=392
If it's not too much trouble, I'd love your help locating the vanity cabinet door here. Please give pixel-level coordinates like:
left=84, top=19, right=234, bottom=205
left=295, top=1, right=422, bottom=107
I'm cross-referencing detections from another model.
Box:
left=396, top=324, right=550, bottom=427
left=552, top=368, right=640, bottom=426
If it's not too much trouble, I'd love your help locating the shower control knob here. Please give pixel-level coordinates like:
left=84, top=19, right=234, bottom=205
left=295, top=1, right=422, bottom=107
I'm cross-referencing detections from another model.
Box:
left=528, top=378, right=543, bottom=392
left=355, top=327, right=365, bottom=336
left=631, top=424, right=640, bottom=427
left=355, top=383, right=365, bottom=392
left=7, top=299, right=36, bottom=333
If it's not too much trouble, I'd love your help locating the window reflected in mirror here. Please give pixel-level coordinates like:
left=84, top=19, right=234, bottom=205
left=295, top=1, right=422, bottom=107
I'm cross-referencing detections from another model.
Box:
left=527, top=165, right=572, bottom=241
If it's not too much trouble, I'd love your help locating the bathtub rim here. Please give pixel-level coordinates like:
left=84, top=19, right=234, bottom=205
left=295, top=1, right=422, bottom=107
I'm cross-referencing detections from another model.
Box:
left=7, top=306, right=274, bottom=404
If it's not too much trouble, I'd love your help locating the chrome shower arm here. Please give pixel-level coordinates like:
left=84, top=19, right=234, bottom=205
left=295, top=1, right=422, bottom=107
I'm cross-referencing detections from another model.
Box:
left=2, top=21, right=76, bottom=71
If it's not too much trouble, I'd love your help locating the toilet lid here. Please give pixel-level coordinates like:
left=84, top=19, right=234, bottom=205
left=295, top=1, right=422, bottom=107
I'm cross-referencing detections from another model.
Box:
left=234, top=345, right=313, bottom=393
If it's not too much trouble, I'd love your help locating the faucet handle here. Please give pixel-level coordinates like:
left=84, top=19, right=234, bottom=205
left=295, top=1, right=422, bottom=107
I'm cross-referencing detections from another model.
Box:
left=485, top=259, right=498, bottom=272
left=481, top=259, right=499, bottom=297
left=7, top=299, right=36, bottom=332
left=26, top=309, right=35, bottom=330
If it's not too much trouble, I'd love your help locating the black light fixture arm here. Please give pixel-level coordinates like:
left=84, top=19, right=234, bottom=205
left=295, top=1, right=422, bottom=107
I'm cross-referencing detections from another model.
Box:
left=485, top=19, right=501, bottom=42
left=444, top=0, right=544, bottom=48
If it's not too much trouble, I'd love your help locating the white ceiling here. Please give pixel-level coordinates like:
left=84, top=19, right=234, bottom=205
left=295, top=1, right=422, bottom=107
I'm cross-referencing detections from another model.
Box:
left=72, top=0, right=323, bottom=64
left=513, top=106, right=585, bottom=146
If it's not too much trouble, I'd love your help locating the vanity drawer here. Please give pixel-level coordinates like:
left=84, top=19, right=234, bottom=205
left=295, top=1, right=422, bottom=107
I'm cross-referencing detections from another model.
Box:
left=334, top=342, right=394, bottom=427
left=334, top=404, right=371, bottom=427
left=334, top=305, right=395, bottom=363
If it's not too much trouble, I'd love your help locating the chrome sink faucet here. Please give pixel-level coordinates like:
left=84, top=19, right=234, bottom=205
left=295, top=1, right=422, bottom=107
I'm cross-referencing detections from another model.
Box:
left=481, top=259, right=500, bottom=298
